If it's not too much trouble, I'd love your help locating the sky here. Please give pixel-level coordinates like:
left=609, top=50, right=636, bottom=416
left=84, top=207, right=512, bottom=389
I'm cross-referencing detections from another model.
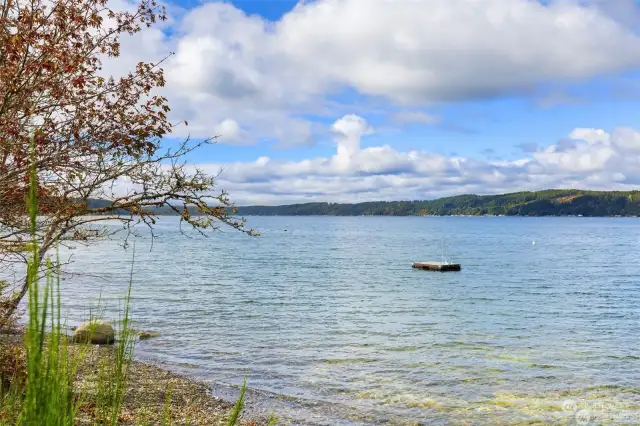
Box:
left=109, top=0, right=640, bottom=205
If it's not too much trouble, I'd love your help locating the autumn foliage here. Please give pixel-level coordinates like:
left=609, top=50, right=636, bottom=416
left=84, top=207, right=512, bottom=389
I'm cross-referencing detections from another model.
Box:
left=0, top=0, right=250, bottom=321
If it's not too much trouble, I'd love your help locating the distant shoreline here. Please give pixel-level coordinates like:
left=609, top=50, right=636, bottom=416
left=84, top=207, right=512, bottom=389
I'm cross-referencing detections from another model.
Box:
left=85, top=189, right=640, bottom=217
left=233, top=189, right=640, bottom=217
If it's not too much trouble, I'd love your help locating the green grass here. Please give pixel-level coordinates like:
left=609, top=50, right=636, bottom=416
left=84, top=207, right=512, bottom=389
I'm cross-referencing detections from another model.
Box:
left=162, top=383, right=172, bottom=426
left=227, top=379, right=247, bottom=426
left=11, top=145, right=81, bottom=426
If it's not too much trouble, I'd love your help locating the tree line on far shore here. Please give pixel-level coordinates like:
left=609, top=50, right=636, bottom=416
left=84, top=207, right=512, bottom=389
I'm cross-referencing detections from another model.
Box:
left=230, top=189, right=640, bottom=217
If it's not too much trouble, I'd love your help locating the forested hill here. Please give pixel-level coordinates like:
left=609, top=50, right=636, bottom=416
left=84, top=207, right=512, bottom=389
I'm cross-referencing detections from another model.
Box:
left=235, top=190, right=640, bottom=217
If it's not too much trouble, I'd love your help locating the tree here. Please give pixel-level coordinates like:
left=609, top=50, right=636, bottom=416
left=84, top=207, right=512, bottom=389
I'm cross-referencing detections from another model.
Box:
left=0, top=0, right=252, bottom=322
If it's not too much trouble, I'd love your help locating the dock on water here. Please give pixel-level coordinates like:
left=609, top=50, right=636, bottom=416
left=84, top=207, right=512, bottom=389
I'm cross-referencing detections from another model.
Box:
left=412, top=261, right=461, bottom=272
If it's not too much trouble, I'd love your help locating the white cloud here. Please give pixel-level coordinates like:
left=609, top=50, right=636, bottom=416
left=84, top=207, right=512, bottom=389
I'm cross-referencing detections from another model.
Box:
left=568, top=128, right=611, bottom=144
left=331, top=114, right=373, bottom=157
left=190, top=123, right=640, bottom=205
left=214, top=118, right=242, bottom=142
left=272, top=0, right=640, bottom=104
left=611, top=127, right=640, bottom=152
left=108, top=0, right=640, bottom=144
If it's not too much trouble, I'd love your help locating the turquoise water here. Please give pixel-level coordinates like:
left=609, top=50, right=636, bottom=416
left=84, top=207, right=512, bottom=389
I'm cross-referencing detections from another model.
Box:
left=57, top=216, right=640, bottom=424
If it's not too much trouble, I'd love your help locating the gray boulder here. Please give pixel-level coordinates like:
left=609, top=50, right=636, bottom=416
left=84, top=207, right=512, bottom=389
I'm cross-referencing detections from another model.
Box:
left=72, top=320, right=115, bottom=344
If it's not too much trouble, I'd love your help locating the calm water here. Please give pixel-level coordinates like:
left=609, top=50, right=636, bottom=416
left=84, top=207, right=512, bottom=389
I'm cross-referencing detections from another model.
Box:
left=55, top=216, right=639, bottom=425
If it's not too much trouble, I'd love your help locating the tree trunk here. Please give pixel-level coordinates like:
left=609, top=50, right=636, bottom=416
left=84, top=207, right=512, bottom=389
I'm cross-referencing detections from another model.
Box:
left=1, top=276, right=28, bottom=324
left=1, top=249, right=46, bottom=325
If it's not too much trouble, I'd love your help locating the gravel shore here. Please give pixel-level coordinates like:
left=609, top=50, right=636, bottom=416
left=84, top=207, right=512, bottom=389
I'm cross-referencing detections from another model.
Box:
left=1, top=331, right=274, bottom=426
left=74, top=347, right=272, bottom=426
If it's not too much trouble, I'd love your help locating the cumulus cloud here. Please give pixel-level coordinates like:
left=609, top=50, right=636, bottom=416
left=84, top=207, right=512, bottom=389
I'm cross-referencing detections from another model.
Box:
left=273, top=0, right=640, bottom=104
left=176, top=122, right=640, bottom=205
left=331, top=114, right=373, bottom=157
left=214, top=119, right=243, bottom=143
left=108, top=0, right=640, bottom=144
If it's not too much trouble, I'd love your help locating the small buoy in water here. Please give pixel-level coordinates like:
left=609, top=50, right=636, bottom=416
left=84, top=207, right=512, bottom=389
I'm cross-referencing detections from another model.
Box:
left=284, top=229, right=288, bottom=232
left=532, top=240, right=536, bottom=246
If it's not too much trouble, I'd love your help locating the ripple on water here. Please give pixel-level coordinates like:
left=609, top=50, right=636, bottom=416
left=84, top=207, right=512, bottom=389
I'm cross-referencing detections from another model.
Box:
left=40, top=216, right=640, bottom=425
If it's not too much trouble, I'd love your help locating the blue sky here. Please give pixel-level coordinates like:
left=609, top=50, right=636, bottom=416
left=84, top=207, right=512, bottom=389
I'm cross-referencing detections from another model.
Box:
left=115, top=0, right=640, bottom=204
left=223, top=0, right=300, bottom=20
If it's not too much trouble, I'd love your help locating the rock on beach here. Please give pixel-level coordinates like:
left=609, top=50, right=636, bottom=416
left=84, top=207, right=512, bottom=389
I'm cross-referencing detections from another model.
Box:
left=72, top=320, right=115, bottom=345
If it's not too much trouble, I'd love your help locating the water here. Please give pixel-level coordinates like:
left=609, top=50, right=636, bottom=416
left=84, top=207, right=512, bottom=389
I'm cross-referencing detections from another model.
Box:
left=54, top=216, right=639, bottom=424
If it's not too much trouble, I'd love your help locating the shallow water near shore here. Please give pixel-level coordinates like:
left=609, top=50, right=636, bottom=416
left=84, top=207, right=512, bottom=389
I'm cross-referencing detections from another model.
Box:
left=54, top=216, right=639, bottom=424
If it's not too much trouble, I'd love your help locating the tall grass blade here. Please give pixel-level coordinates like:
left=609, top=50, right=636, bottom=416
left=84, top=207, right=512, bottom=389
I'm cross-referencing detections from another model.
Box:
left=226, top=379, right=247, bottom=426
left=16, top=135, right=82, bottom=426
left=161, top=382, right=172, bottom=426
left=266, top=413, right=278, bottom=426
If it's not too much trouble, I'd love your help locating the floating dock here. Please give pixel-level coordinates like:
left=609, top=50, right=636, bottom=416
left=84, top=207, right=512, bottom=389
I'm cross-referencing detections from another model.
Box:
left=412, top=261, right=461, bottom=272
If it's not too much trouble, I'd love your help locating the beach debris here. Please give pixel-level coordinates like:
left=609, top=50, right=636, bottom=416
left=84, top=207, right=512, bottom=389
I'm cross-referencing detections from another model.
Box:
left=412, top=261, right=461, bottom=272
left=137, top=331, right=161, bottom=340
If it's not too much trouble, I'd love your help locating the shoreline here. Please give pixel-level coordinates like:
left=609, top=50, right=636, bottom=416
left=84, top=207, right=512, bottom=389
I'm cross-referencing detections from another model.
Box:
left=0, top=331, right=275, bottom=426
left=77, top=346, right=277, bottom=426
left=130, top=353, right=349, bottom=426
